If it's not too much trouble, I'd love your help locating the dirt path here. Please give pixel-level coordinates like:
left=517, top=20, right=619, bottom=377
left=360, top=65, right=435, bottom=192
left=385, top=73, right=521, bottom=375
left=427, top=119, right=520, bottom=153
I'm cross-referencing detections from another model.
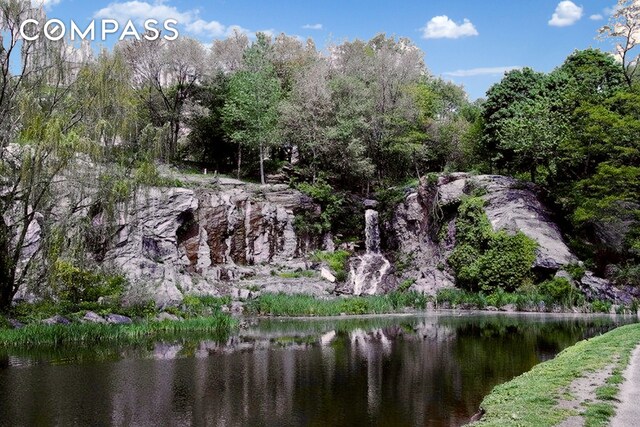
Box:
left=611, top=344, right=640, bottom=427
left=555, top=364, right=616, bottom=427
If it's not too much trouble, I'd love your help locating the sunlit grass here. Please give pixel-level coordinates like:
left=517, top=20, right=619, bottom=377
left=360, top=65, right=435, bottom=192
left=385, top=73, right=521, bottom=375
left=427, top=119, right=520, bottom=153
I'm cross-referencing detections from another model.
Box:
left=473, top=323, right=640, bottom=426
left=0, top=314, right=235, bottom=349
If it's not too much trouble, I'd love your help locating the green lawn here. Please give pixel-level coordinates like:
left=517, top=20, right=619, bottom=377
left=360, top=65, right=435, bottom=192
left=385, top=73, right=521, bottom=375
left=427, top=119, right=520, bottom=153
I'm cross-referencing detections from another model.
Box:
left=473, top=323, right=640, bottom=426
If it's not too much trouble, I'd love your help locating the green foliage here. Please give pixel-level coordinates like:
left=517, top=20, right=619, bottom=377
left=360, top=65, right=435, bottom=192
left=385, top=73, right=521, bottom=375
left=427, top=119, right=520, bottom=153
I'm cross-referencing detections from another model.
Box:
left=397, top=278, right=416, bottom=293
left=180, top=295, right=231, bottom=317
left=277, top=270, right=317, bottom=279
left=311, top=250, right=351, bottom=279
left=565, top=263, right=587, bottom=281
left=538, top=278, right=584, bottom=306
left=591, top=300, right=612, bottom=313
left=49, top=260, right=125, bottom=304
left=448, top=197, right=538, bottom=292
left=295, top=178, right=345, bottom=235
left=246, top=292, right=429, bottom=316
left=0, top=314, right=235, bottom=349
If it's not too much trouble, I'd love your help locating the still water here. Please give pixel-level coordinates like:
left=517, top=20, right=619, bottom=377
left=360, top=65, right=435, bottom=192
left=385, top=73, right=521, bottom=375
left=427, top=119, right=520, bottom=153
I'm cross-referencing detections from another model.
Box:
left=0, top=313, right=636, bottom=426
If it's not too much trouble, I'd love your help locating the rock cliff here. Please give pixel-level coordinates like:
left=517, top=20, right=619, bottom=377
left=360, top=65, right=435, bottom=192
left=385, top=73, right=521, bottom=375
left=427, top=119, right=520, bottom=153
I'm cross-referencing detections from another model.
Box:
left=95, top=182, right=321, bottom=305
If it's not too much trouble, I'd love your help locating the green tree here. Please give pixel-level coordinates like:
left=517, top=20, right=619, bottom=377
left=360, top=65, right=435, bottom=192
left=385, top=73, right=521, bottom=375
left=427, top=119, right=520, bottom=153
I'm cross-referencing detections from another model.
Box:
left=482, top=68, right=547, bottom=172
left=222, top=33, right=283, bottom=184
left=499, top=99, right=568, bottom=183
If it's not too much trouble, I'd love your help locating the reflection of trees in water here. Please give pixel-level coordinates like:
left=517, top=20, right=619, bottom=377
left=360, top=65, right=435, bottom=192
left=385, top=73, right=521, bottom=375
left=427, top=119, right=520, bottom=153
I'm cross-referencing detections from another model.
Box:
left=0, top=316, right=628, bottom=426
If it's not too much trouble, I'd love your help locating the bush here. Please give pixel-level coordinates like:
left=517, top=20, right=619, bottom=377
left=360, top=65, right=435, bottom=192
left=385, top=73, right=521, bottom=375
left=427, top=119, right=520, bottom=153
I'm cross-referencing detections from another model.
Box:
left=181, top=295, right=231, bottom=317
left=539, top=277, right=584, bottom=307
left=591, top=300, right=612, bottom=313
left=295, top=178, right=344, bottom=235
left=448, top=197, right=537, bottom=292
left=312, top=250, right=351, bottom=281
left=49, top=260, right=125, bottom=304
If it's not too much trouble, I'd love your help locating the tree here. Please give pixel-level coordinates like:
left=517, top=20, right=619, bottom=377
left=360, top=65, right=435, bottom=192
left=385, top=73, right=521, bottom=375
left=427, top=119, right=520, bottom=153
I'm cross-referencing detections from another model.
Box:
left=212, top=29, right=249, bottom=73
left=121, top=36, right=208, bottom=160
left=1, top=1, right=84, bottom=310
left=279, top=58, right=332, bottom=182
left=482, top=68, right=547, bottom=172
left=499, top=99, right=568, bottom=183
left=222, top=33, right=282, bottom=184
left=599, top=0, right=640, bottom=87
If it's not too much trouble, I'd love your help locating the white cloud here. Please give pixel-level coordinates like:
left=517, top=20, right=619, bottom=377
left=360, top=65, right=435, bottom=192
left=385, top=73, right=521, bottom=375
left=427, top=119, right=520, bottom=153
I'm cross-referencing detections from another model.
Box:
left=443, top=66, right=522, bottom=77
left=94, top=1, right=194, bottom=25
left=548, top=1, right=584, bottom=27
left=302, top=23, right=323, bottom=30
left=186, top=19, right=226, bottom=37
left=93, top=1, right=253, bottom=39
left=590, top=14, right=604, bottom=21
left=421, top=15, right=478, bottom=39
left=31, top=0, right=61, bottom=8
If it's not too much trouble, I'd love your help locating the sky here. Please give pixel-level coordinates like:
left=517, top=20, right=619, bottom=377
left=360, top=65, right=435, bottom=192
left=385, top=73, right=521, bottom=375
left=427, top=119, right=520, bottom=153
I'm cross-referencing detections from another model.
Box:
left=33, top=0, right=620, bottom=99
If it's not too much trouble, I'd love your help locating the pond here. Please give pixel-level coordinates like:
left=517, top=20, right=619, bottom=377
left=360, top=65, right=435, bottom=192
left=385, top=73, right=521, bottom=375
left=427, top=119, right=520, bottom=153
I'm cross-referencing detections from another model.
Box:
left=0, top=312, right=636, bottom=426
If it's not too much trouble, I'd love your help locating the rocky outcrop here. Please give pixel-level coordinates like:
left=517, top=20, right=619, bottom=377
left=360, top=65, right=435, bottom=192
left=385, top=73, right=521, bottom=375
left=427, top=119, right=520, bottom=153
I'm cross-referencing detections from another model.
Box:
left=392, top=174, right=578, bottom=295
left=99, top=183, right=319, bottom=305
left=576, top=272, right=640, bottom=305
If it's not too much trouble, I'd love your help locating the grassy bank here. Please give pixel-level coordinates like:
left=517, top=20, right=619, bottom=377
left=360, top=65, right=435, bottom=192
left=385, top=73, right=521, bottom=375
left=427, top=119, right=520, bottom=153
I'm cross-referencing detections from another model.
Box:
left=0, top=313, right=235, bottom=349
left=246, top=288, right=635, bottom=317
left=246, top=292, right=429, bottom=316
left=473, top=323, right=640, bottom=426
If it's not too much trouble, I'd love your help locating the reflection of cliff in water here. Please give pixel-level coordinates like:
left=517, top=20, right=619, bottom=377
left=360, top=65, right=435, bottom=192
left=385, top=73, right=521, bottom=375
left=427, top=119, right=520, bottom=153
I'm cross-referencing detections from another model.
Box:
left=0, top=315, right=631, bottom=426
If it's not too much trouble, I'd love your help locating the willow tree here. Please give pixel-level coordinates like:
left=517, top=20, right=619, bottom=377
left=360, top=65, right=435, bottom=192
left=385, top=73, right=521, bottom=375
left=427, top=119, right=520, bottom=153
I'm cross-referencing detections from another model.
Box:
left=0, top=0, right=89, bottom=310
left=222, top=33, right=282, bottom=184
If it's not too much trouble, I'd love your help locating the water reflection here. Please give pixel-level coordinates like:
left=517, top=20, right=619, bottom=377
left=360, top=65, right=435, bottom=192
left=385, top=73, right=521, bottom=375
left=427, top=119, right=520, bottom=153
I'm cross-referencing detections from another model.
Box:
left=0, top=313, right=635, bottom=426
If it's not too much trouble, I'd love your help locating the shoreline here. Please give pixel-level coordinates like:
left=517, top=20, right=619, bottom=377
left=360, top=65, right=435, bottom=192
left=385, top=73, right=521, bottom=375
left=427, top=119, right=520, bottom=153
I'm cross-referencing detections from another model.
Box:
left=2, top=304, right=638, bottom=350
left=471, top=323, right=640, bottom=426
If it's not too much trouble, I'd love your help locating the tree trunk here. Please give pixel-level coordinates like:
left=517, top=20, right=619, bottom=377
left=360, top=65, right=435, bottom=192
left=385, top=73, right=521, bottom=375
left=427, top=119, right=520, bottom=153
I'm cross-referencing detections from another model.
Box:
left=530, top=164, right=537, bottom=184
left=259, top=142, right=265, bottom=185
left=170, top=121, right=180, bottom=161
left=0, top=216, right=15, bottom=312
left=237, top=145, right=242, bottom=180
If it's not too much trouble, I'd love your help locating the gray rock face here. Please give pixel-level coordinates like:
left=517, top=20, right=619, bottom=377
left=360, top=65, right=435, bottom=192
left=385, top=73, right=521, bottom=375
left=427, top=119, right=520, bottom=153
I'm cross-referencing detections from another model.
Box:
left=473, top=175, right=576, bottom=271
left=155, top=312, right=180, bottom=322
left=392, top=174, right=579, bottom=294
left=579, top=272, right=640, bottom=305
left=99, top=185, right=319, bottom=306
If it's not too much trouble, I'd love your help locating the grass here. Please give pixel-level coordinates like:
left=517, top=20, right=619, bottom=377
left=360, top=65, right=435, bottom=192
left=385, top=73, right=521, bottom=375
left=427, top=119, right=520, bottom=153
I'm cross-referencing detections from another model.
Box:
left=246, top=292, right=429, bottom=316
left=472, top=323, right=640, bottom=426
left=311, top=250, right=350, bottom=275
left=435, top=288, right=619, bottom=313
left=0, top=313, right=235, bottom=349
left=277, top=270, right=317, bottom=279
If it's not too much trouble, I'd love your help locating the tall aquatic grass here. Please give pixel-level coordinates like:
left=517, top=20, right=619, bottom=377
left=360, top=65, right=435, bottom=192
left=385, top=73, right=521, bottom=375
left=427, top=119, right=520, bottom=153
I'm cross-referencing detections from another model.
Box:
left=0, top=314, right=235, bottom=349
left=246, top=292, right=429, bottom=316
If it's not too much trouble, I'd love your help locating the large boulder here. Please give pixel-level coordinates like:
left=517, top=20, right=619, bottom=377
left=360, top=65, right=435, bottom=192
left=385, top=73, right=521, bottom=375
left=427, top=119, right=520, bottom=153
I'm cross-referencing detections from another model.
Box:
left=392, top=173, right=580, bottom=294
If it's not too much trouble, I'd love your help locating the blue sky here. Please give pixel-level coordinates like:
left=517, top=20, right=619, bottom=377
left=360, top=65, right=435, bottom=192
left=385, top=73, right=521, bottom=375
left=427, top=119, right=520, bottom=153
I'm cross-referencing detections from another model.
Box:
left=37, top=0, right=619, bottom=99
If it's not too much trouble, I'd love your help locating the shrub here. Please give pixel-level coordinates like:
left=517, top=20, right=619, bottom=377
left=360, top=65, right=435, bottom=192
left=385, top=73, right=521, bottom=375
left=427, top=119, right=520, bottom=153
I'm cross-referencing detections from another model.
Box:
left=312, top=250, right=351, bottom=280
left=295, top=178, right=344, bottom=235
left=49, top=260, right=125, bottom=304
left=539, top=277, right=584, bottom=307
left=591, top=300, right=612, bottom=313
left=448, top=197, right=537, bottom=292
